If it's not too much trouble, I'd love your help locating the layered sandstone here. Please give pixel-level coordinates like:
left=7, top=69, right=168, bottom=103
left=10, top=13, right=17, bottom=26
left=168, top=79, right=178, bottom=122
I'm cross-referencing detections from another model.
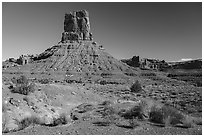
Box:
left=61, top=10, right=92, bottom=42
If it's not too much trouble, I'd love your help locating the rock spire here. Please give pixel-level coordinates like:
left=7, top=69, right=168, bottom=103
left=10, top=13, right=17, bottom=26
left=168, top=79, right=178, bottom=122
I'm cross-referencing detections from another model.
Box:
left=61, top=10, right=93, bottom=42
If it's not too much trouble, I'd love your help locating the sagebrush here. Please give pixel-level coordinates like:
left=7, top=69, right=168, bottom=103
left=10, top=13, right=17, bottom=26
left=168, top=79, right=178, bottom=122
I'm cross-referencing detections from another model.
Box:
left=10, top=75, right=35, bottom=95
left=130, top=80, right=142, bottom=93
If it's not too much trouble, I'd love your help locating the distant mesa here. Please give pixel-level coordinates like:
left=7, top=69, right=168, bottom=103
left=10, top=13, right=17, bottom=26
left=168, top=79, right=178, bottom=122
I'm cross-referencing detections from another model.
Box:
left=3, top=54, right=35, bottom=68
left=121, top=56, right=202, bottom=70
left=168, top=59, right=202, bottom=69
left=121, top=56, right=169, bottom=71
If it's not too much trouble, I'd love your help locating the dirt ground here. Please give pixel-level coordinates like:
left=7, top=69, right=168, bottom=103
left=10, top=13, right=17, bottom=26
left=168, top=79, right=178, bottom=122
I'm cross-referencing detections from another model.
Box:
left=2, top=68, right=202, bottom=135
left=6, top=120, right=202, bottom=135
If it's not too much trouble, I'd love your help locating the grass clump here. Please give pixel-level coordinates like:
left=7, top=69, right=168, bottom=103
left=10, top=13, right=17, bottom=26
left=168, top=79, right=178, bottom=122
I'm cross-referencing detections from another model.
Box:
left=149, top=105, right=187, bottom=127
left=130, top=80, right=142, bottom=93
left=18, top=114, right=68, bottom=130
left=118, top=105, right=144, bottom=120
left=17, top=116, right=41, bottom=130
left=93, top=105, right=119, bottom=126
left=118, top=99, right=194, bottom=128
left=10, top=75, right=35, bottom=95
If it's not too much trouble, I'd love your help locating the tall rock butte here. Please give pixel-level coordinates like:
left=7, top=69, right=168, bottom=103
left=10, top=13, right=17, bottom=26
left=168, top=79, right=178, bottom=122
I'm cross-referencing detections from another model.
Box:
left=61, top=10, right=92, bottom=42
left=8, top=10, right=136, bottom=77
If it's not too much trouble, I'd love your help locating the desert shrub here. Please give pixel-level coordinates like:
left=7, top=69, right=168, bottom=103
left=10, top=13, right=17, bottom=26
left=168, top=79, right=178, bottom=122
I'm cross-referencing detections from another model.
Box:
left=17, top=116, right=41, bottom=130
left=149, top=105, right=164, bottom=124
left=99, top=80, right=107, bottom=85
left=98, top=106, right=116, bottom=118
left=129, top=105, right=144, bottom=119
left=38, top=78, right=50, bottom=84
left=94, top=106, right=119, bottom=127
left=149, top=105, right=185, bottom=126
left=117, top=107, right=142, bottom=129
left=130, top=80, right=142, bottom=93
left=118, top=105, right=144, bottom=120
left=161, top=106, right=184, bottom=126
left=10, top=75, right=35, bottom=95
left=17, top=114, right=68, bottom=129
left=51, top=113, right=68, bottom=126
left=12, top=75, right=32, bottom=85
left=11, top=83, right=35, bottom=95
left=141, top=72, right=156, bottom=77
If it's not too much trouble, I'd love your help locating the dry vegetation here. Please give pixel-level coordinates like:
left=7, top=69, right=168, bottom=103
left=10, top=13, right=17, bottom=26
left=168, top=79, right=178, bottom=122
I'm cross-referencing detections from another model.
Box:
left=9, top=75, right=35, bottom=95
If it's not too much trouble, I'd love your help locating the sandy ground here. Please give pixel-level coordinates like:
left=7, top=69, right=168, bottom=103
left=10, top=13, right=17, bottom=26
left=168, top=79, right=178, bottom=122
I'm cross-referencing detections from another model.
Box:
left=2, top=68, right=202, bottom=135
left=5, top=120, right=202, bottom=135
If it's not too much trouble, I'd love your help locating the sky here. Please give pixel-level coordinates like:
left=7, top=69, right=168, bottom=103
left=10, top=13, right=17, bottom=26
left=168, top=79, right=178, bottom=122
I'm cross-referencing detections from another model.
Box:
left=2, top=2, right=202, bottom=61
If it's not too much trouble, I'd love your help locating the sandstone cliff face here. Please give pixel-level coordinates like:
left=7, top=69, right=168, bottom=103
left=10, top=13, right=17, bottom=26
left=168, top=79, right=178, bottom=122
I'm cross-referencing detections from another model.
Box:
left=62, top=10, right=91, bottom=42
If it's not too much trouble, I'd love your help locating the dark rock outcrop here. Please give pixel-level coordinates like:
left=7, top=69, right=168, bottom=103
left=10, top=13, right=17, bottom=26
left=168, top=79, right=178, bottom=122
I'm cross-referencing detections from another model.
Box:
left=140, top=58, right=169, bottom=70
left=121, top=56, right=140, bottom=68
left=121, top=56, right=169, bottom=71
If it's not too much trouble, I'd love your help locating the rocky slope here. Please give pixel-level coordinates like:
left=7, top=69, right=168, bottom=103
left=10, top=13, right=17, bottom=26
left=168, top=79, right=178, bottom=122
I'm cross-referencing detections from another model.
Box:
left=30, top=41, right=133, bottom=74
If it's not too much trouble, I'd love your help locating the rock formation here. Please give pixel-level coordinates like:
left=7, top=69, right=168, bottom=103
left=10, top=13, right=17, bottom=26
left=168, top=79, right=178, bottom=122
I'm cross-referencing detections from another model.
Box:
left=6, top=10, right=135, bottom=76
left=121, top=56, right=169, bottom=71
left=16, top=55, right=33, bottom=65
left=4, top=55, right=35, bottom=66
left=121, top=56, right=140, bottom=68
left=31, top=41, right=133, bottom=75
left=61, top=10, right=92, bottom=42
